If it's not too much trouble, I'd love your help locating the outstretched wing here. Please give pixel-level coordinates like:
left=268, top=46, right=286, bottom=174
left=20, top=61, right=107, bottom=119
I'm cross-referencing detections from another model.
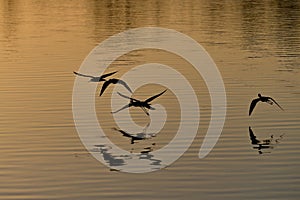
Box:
left=115, top=79, right=133, bottom=94
left=145, top=89, right=167, bottom=103
left=100, top=79, right=132, bottom=96
left=269, top=97, right=284, bottom=111
left=117, top=92, right=139, bottom=102
left=111, top=104, right=131, bottom=114
left=99, top=80, right=113, bottom=96
left=249, top=98, right=260, bottom=116
left=100, top=71, right=118, bottom=79
left=73, top=71, right=94, bottom=78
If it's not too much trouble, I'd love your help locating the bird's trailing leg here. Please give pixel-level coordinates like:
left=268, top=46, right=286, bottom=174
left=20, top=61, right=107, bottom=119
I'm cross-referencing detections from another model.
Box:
left=149, top=106, right=156, bottom=110
left=140, top=107, right=149, bottom=116
left=111, top=104, right=131, bottom=114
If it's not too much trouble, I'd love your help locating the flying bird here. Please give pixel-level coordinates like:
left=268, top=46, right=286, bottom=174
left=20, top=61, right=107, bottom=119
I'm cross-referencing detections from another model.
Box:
left=73, top=71, right=117, bottom=82
left=112, top=89, right=167, bottom=116
left=73, top=71, right=132, bottom=96
left=99, top=78, right=132, bottom=96
left=249, top=93, right=284, bottom=116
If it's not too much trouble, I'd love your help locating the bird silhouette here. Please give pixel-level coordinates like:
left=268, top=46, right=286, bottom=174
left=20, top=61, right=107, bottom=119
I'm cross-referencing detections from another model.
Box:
left=111, top=89, right=167, bottom=116
left=99, top=78, right=132, bottom=96
left=249, top=93, right=284, bottom=116
left=73, top=71, right=132, bottom=96
left=73, top=71, right=117, bottom=82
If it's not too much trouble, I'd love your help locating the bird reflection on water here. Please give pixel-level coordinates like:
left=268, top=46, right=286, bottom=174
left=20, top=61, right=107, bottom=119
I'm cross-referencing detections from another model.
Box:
left=92, top=123, right=165, bottom=171
left=248, top=127, right=284, bottom=154
left=112, top=123, right=156, bottom=144
left=93, top=143, right=164, bottom=172
left=139, top=145, right=162, bottom=167
left=92, top=145, right=127, bottom=167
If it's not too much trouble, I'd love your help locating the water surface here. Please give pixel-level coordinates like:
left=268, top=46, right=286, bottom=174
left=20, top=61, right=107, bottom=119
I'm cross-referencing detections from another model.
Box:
left=0, top=0, right=299, bottom=199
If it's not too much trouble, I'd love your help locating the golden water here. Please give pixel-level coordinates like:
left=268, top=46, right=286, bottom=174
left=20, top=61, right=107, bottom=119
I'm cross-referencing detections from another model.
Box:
left=0, top=1, right=299, bottom=199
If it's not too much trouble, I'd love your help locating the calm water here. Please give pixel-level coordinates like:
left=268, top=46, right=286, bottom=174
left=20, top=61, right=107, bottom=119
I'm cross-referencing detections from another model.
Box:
left=0, top=0, right=300, bottom=199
